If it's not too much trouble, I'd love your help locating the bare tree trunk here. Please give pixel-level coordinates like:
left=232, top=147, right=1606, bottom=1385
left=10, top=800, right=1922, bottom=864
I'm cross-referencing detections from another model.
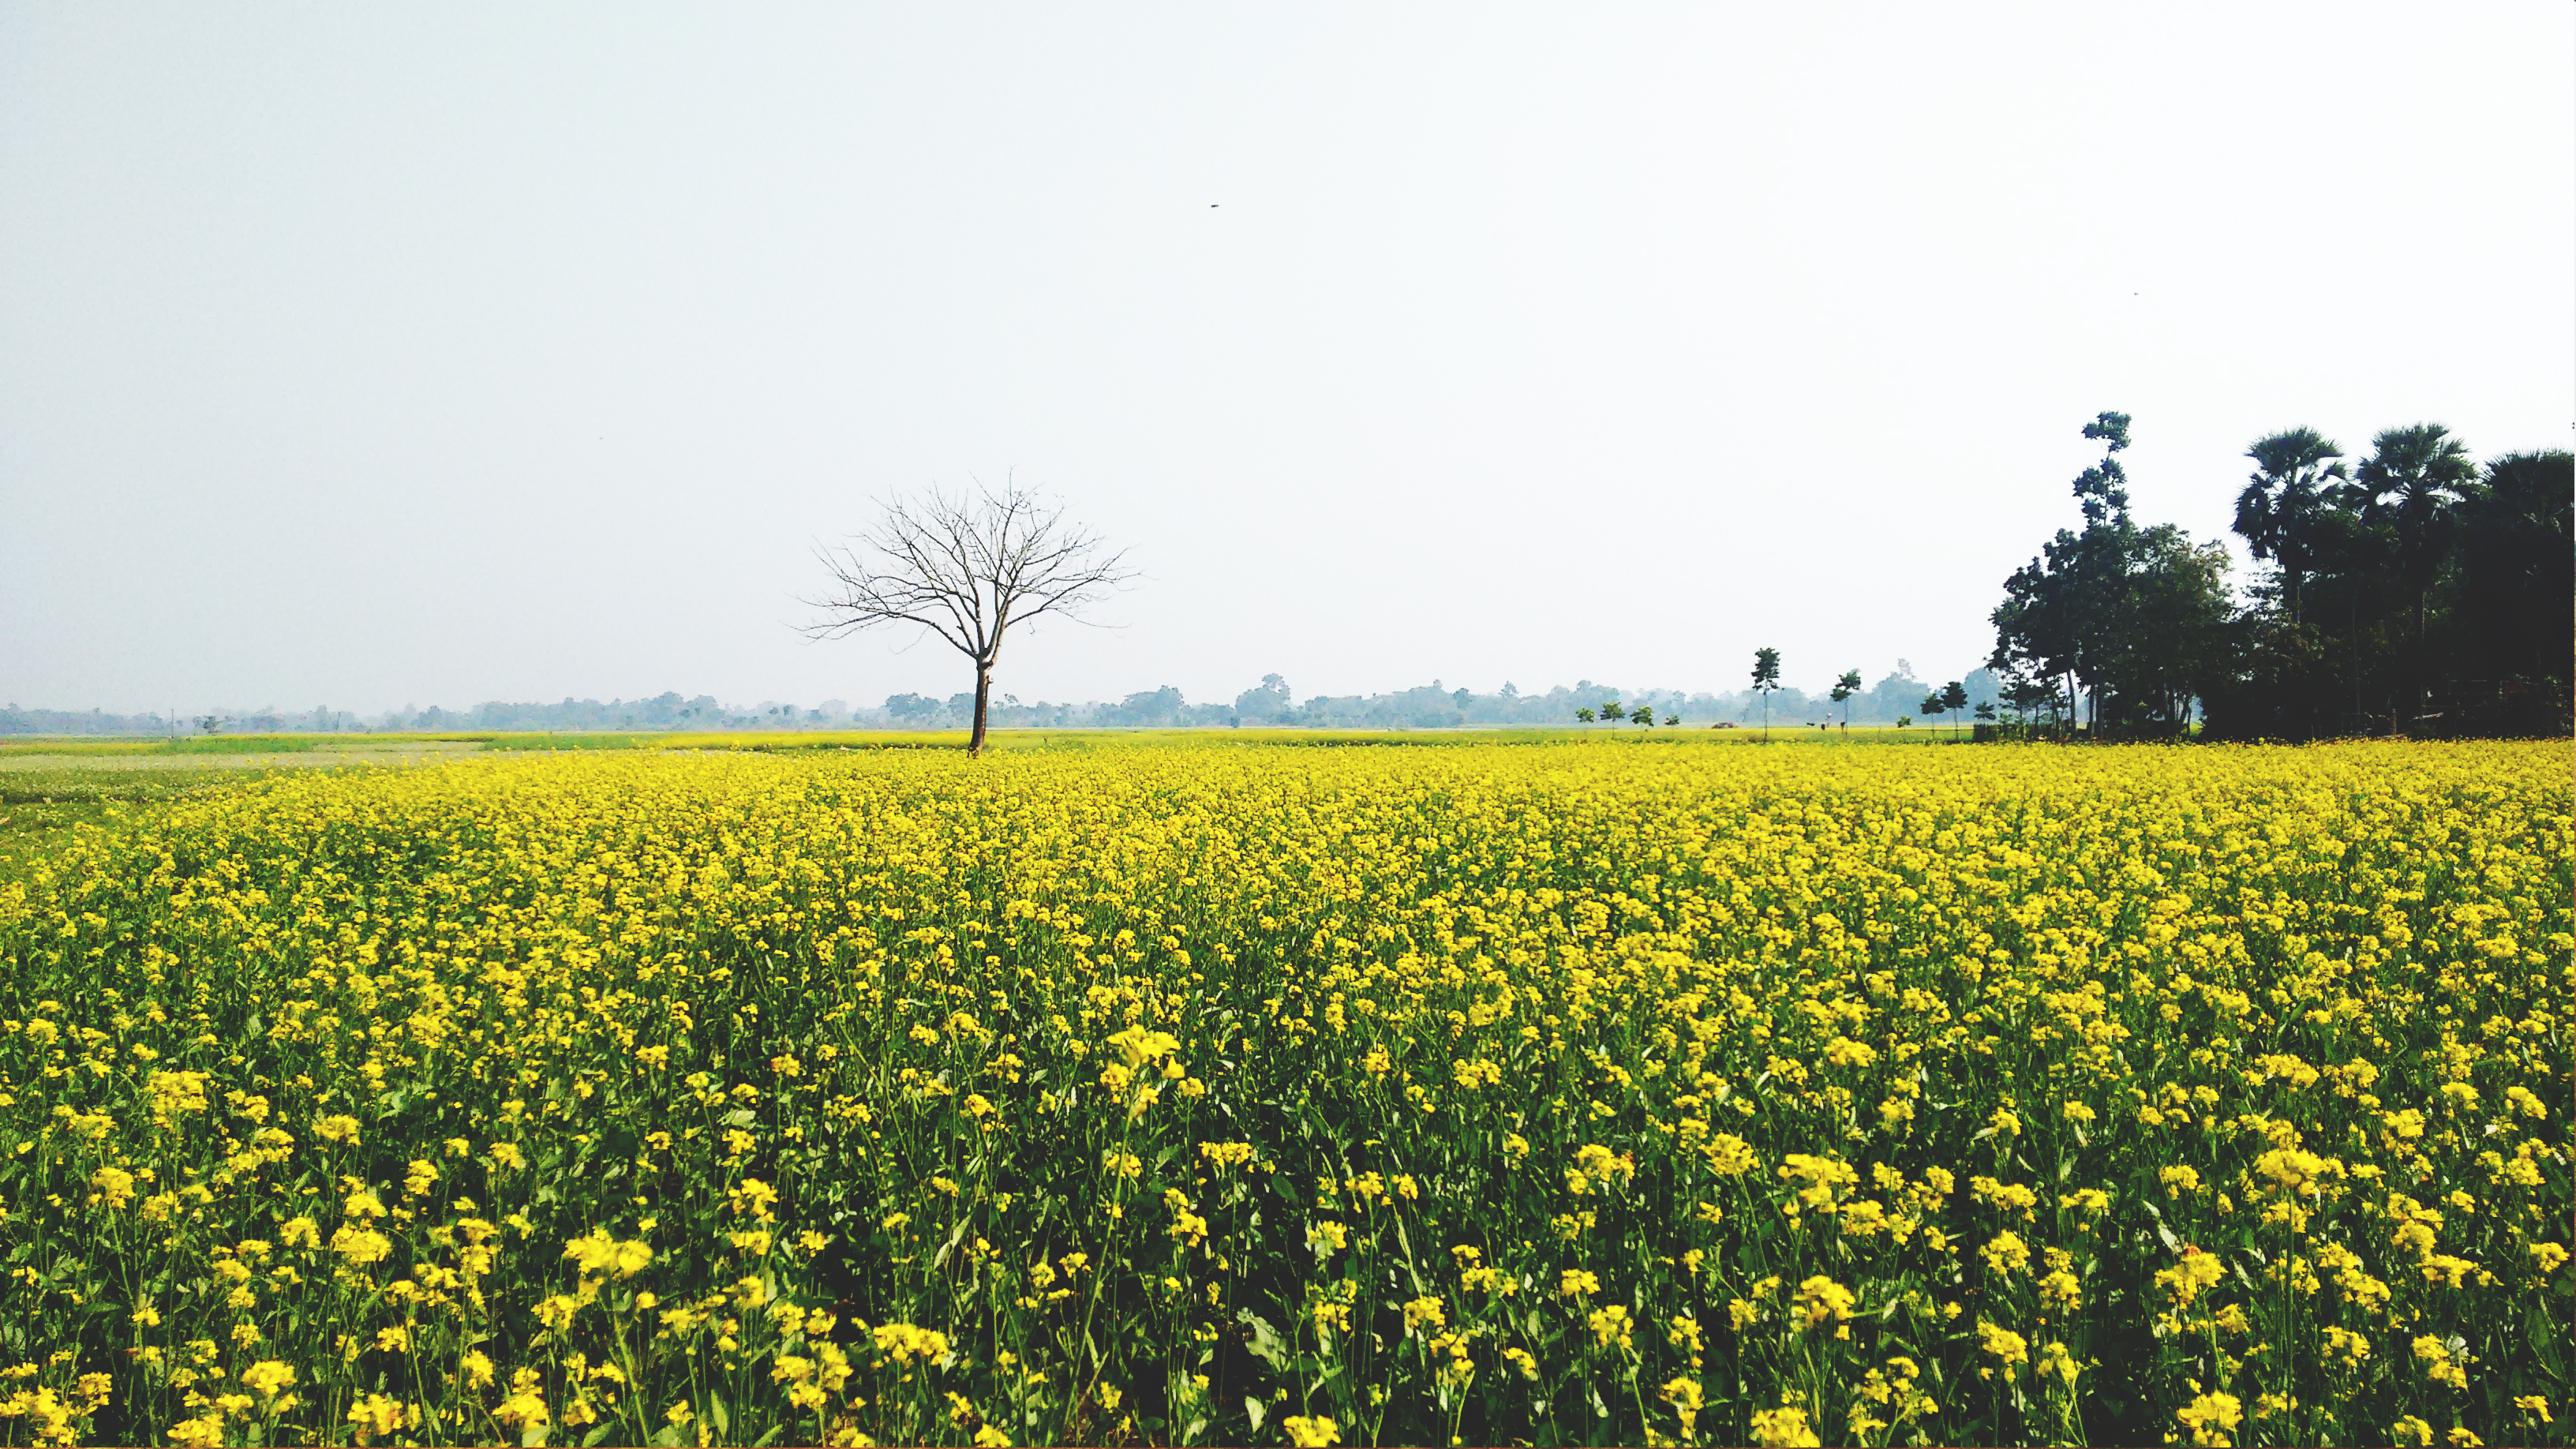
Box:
left=804, top=481, right=1136, bottom=762
left=969, top=665, right=994, bottom=756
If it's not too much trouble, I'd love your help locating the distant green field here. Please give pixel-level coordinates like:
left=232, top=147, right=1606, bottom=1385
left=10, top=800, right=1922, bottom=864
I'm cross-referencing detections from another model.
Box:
left=0, top=767, right=236, bottom=878
left=0, top=734, right=325, bottom=757
left=0, top=740, right=476, bottom=875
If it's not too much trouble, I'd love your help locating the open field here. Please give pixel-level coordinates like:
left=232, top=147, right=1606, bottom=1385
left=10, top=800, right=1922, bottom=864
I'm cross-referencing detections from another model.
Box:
left=0, top=739, right=2564, bottom=1447
left=0, top=732, right=1948, bottom=881
left=0, top=745, right=481, bottom=881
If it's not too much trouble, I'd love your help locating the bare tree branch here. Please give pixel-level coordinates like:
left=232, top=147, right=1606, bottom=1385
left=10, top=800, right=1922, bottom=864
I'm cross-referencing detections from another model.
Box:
left=799, top=479, right=1137, bottom=754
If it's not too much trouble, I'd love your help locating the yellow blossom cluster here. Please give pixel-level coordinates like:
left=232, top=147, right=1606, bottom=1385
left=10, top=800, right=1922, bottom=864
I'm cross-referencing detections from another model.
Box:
left=0, top=736, right=2563, bottom=1446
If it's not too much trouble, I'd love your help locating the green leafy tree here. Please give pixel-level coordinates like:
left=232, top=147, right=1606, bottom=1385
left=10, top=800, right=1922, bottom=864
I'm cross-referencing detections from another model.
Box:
left=1831, top=669, right=1862, bottom=729
left=2352, top=424, right=2476, bottom=723
left=1991, top=414, right=2135, bottom=729
left=2443, top=450, right=2574, bottom=732
left=2074, top=411, right=2133, bottom=524
left=1993, top=414, right=2230, bottom=736
left=1750, top=649, right=1781, bottom=740
left=2211, top=443, right=2385, bottom=736
left=2353, top=425, right=2475, bottom=645
left=2234, top=429, right=2346, bottom=628
left=2111, top=526, right=2235, bottom=729
left=1574, top=706, right=1595, bottom=728
left=2004, top=677, right=2058, bottom=724
left=1601, top=699, right=1627, bottom=732
left=1234, top=674, right=1294, bottom=724
left=1941, top=680, right=1968, bottom=740
left=2215, top=435, right=2566, bottom=739
left=1990, top=538, right=2083, bottom=724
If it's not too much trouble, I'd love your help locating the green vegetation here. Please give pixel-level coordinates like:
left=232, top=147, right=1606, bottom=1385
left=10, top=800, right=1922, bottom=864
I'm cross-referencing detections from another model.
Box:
left=0, top=767, right=258, bottom=880
left=0, top=744, right=474, bottom=878
left=0, top=736, right=321, bottom=758
left=1990, top=414, right=2571, bottom=738
left=0, top=741, right=2563, bottom=1447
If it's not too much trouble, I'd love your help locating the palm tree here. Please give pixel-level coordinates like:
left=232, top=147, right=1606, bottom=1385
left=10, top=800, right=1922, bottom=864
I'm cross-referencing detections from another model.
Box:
left=2354, top=425, right=2474, bottom=638
left=2233, top=429, right=2346, bottom=627
left=2353, top=424, right=2474, bottom=722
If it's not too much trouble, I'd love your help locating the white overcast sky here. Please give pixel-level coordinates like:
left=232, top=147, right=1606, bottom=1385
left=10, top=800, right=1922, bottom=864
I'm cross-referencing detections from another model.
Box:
left=4, top=3, right=2569, bottom=717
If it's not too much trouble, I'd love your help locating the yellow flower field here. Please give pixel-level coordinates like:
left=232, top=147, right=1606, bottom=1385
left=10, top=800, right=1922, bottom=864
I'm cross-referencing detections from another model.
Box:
left=0, top=739, right=2566, bottom=1447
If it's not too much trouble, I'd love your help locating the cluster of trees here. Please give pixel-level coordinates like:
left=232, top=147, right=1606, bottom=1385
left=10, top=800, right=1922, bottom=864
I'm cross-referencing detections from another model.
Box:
left=0, top=704, right=374, bottom=736
left=882, top=687, right=1237, bottom=731
left=1231, top=672, right=1994, bottom=730
left=396, top=694, right=761, bottom=732
left=2217, top=427, right=2570, bottom=737
left=1988, top=413, right=2235, bottom=734
left=1989, top=414, right=2569, bottom=739
left=0, top=695, right=864, bottom=736
left=1737, top=653, right=1985, bottom=736
left=7, top=668, right=2017, bottom=739
left=1571, top=700, right=1682, bottom=729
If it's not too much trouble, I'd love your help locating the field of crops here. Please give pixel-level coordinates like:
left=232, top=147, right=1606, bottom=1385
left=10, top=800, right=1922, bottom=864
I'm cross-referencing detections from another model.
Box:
left=0, top=739, right=2565, bottom=1447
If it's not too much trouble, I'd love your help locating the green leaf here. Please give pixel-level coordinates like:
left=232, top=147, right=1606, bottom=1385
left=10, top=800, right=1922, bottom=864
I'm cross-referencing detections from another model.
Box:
left=932, top=1215, right=969, bottom=1269
left=2529, top=1310, right=2568, bottom=1377
left=1244, top=1397, right=1266, bottom=1433
left=1238, top=1309, right=1289, bottom=1370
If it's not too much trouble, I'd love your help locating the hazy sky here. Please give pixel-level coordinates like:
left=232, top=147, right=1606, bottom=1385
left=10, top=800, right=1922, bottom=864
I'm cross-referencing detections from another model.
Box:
left=5, top=4, right=2569, bottom=717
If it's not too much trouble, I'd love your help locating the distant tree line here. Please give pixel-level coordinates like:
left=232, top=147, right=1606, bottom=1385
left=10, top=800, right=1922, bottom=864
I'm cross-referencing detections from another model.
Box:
left=1221, top=670, right=1998, bottom=732
left=0, top=694, right=822, bottom=736
left=1989, top=414, right=2570, bottom=739
left=4, top=668, right=2009, bottom=738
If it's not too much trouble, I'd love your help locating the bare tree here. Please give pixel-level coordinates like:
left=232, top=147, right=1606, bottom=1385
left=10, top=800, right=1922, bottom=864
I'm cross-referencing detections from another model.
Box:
left=803, top=481, right=1136, bottom=754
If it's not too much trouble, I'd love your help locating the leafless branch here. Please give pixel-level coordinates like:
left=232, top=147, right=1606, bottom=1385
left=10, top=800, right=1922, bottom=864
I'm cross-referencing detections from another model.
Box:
left=799, top=478, right=1137, bottom=751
